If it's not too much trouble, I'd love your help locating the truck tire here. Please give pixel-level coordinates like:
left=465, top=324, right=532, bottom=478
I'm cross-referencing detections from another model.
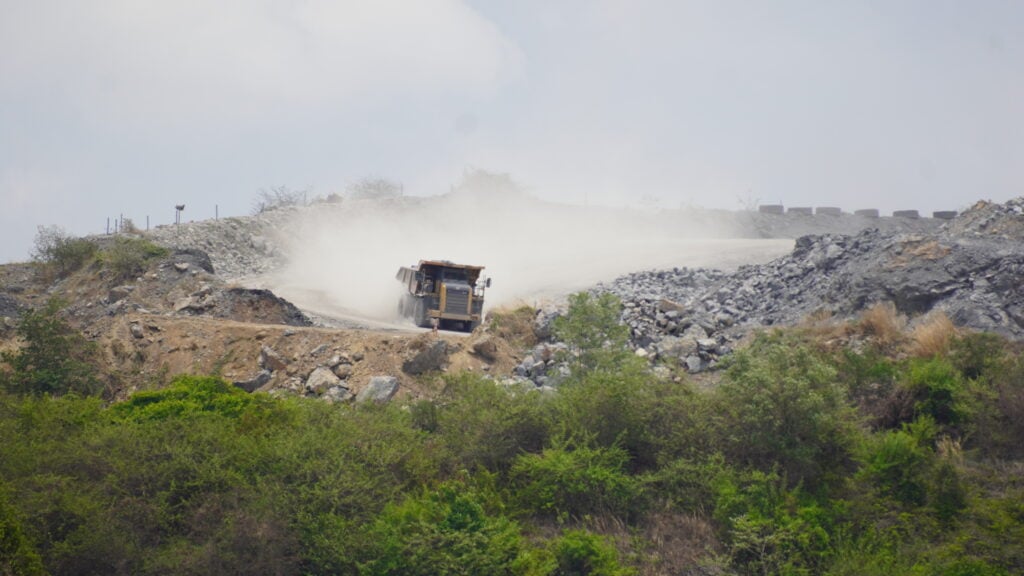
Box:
left=413, top=299, right=428, bottom=328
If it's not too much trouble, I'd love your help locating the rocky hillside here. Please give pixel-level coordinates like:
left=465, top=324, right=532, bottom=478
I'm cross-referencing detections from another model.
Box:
left=140, top=193, right=942, bottom=283
left=3, top=191, right=1010, bottom=399
left=594, top=198, right=1024, bottom=372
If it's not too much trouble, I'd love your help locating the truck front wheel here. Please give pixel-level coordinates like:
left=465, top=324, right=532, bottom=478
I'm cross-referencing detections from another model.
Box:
left=413, top=299, right=428, bottom=328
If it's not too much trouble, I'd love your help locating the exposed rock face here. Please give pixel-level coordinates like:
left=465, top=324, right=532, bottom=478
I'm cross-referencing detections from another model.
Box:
left=0, top=294, right=24, bottom=322
left=586, top=198, right=1024, bottom=369
left=145, top=216, right=287, bottom=280
left=206, top=288, right=311, bottom=327
left=357, top=376, right=399, bottom=403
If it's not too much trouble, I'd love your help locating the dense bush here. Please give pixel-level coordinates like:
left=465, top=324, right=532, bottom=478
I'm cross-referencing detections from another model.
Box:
left=0, top=292, right=1022, bottom=574
left=713, top=331, right=860, bottom=489
left=552, top=292, right=634, bottom=377
left=361, top=482, right=529, bottom=575
left=31, top=225, right=98, bottom=277
left=0, top=299, right=101, bottom=397
left=99, top=237, right=168, bottom=281
left=511, top=441, right=641, bottom=522
left=547, top=529, right=635, bottom=576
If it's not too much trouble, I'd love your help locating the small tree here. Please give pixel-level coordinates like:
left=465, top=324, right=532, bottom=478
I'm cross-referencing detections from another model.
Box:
left=252, top=186, right=308, bottom=214
left=31, top=225, right=97, bottom=277
left=0, top=299, right=101, bottom=396
left=552, top=292, right=632, bottom=376
left=346, top=177, right=402, bottom=200
left=100, top=237, right=167, bottom=282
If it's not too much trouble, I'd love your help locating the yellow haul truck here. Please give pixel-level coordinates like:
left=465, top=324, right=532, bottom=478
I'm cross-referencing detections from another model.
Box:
left=396, top=260, right=489, bottom=332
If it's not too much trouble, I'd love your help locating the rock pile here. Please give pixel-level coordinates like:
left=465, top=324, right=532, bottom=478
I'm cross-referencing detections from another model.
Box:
left=585, top=197, right=1024, bottom=372
left=145, top=210, right=294, bottom=280
left=511, top=342, right=571, bottom=388
left=237, top=342, right=399, bottom=404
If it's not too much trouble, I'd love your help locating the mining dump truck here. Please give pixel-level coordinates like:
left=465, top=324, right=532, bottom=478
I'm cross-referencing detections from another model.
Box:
left=396, top=260, right=490, bottom=332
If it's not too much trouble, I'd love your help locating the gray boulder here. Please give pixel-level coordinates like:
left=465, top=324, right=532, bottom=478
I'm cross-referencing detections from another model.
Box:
left=472, top=336, right=499, bottom=361
left=357, top=376, right=399, bottom=403
left=233, top=369, right=271, bottom=392
left=333, top=363, right=354, bottom=380
left=260, top=345, right=289, bottom=372
left=108, top=285, right=134, bottom=303
left=322, top=385, right=353, bottom=404
left=402, top=339, right=449, bottom=375
left=129, top=323, right=145, bottom=339
left=306, top=366, right=340, bottom=395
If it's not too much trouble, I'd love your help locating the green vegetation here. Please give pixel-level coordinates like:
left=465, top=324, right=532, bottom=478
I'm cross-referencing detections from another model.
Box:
left=99, top=237, right=168, bottom=281
left=1, top=293, right=1023, bottom=574
left=0, top=299, right=101, bottom=397
left=31, top=225, right=168, bottom=283
left=32, top=225, right=98, bottom=278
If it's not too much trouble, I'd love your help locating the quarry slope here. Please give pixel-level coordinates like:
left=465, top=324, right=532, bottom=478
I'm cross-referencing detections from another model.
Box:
left=10, top=189, right=1006, bottom=400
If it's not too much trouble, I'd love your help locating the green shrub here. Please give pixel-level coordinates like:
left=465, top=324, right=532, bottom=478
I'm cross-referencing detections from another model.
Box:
left=511, top=441, right=641, bottom=522
left=642, top=455, right=729, bottom=514
left=361, top=481, right=529, bottom=576
left=0, top=299, right=101, bottom=397
left=552, top=293, right=634, bottom=377
left=100, top=237, right=167, bottom=281
left=0, top=488, right=46, bottom=576
left=962, top=349, right=1024, bottom=459
left=713, top=331, right=859, bottom=489
left=713, top=469, right=837, bottom=575
left=430, top=373, right=553, bottom=473
left=31, top=225, right=97, bottom=277
left=948, top=333, right=1010, bottom=381
left=553, top=366, right=700, bottom=472
left=857, top=423, right=934, bottom=507
left=548, top=529, right=635, bottom=576
left=928, top=458, right=966, bottom=524
left=903, top=357, right=970, bottom=431
left=836, top=348, right=900, bottom=428
left=113, top=375, right=267, bottom=421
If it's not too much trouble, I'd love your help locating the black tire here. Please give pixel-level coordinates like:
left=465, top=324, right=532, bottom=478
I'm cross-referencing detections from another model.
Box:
left=413, top=299, right=428, bottom=328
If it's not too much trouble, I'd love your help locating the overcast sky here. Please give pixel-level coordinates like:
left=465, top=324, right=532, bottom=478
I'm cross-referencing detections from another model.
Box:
left=2, top=0, right=1022, bottom=263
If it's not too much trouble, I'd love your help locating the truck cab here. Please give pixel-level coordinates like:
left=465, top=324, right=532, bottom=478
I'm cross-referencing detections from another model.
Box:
left=396, top=260, right=489, bottom=332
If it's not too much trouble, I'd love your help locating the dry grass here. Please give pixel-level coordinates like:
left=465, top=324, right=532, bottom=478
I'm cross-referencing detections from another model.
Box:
left=795, top=309, right=847, bottom=346
left=906, top=312, right=958, bottom=358
left=485, top=303, right=538, bottom=347
left=636, top=512, right=722, bottom=576
left=856, top=302, right=907, bottom=349
left=578, top=513, right=722, bottom=576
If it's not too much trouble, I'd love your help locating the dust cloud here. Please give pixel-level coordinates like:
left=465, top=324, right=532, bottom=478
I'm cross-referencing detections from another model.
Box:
left=263, top=180, right=792, bottom=327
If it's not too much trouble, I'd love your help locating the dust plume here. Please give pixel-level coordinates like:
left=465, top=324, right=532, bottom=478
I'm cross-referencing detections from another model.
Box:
left=264, top=175, right=792, bottom=327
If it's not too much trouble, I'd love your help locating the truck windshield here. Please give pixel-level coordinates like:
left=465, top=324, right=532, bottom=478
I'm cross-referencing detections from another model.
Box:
left=442, top=269, right=468, bottom=282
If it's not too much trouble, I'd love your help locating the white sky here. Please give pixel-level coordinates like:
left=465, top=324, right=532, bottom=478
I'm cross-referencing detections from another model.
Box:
left=1, top=0, right=1022, bottom=263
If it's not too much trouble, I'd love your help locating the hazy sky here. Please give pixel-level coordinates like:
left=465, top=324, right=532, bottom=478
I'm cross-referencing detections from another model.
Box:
left=2, top=0, right=1022, bottom=263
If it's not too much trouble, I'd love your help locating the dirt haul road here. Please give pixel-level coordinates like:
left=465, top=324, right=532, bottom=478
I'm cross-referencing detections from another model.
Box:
left=252, top=237, right=794, bottom=332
